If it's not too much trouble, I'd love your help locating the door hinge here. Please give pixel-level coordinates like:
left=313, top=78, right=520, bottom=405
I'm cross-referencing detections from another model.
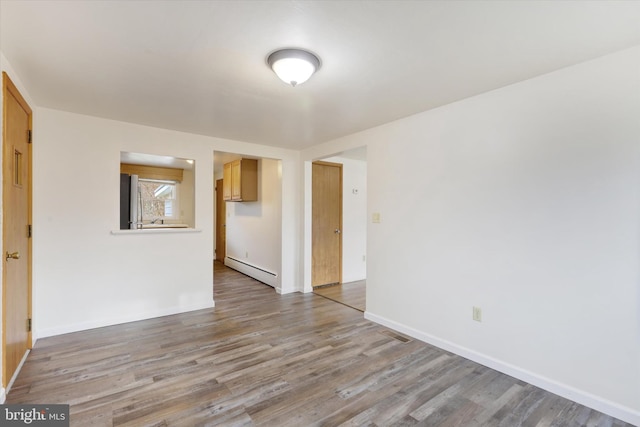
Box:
left=28, top=318, right=32, bottom=332
left=27, top=129, right=32, bottom=144
left=28, top=224, right=32, bottom=238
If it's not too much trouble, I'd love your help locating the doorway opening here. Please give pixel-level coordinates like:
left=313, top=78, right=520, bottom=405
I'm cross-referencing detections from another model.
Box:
left=310, top=147, right=367, bottom=311
left=213, top=151, right=282, bottom=291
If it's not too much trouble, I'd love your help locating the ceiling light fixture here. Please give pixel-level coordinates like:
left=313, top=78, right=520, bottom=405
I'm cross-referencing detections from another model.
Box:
left=267, top=48, right=321, bottom=87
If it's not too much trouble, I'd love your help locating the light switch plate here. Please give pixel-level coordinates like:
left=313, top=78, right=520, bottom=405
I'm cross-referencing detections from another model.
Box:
left=473, top=306, right=482, bottom=322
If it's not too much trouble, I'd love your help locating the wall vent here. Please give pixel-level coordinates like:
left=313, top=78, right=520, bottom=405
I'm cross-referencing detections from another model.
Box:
left=379, top=329, right=411, bottom=343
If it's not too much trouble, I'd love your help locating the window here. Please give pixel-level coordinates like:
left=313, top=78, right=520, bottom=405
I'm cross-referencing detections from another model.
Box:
left=139, top=179, right=178, bottom=219
left=119, top=153, right=196, bottom=230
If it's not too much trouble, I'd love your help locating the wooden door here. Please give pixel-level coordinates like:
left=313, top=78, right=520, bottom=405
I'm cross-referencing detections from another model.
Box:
left=312, top=161, right=342, bottom=287
left=215, top=179, right=226, bottom=262
left=2, top=72, right=32, bottom=388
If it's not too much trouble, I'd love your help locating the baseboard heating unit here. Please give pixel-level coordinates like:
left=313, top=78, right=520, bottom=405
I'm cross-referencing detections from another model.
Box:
left=225, top=257, right=277, bottom=287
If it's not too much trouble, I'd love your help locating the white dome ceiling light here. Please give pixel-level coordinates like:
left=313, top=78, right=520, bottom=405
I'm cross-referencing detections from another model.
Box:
left=267, top=48, right=321, bottom=87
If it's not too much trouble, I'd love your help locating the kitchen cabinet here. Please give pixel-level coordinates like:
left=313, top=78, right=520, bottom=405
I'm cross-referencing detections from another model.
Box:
left=223, top=159, right=258, bottom=202
left=222, top=162, right=232, bottom=200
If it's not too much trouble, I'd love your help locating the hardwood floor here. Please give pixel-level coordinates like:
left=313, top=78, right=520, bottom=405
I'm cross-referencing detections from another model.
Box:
left=314, top=280, right=366, bottom=312
left=6, top=262, right=632, bottom=426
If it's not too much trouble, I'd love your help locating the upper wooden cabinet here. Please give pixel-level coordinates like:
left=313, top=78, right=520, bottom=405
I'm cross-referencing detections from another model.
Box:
left=222, top=162, right=233, bottom=200
left=222, top=159, right=258, bottom=202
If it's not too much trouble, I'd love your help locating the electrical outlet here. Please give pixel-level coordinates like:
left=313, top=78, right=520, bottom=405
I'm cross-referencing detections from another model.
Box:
left=372, top=212, right=381, bottom=223
left=362, top=255, right=366, bottom=262
left=473, top=306, right=482, bottom=322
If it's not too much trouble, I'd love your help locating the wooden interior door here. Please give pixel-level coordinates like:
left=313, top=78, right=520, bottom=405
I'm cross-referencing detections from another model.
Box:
left=312, top=161, right=342, bottom=287
left=2, top=72, right=32, bottom=389
left=215, top=179, right=226, bottom=262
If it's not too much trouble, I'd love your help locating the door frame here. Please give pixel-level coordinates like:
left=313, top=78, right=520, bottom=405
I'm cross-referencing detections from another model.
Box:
left=311, top=160, right=343, bottom=288
left=2, top=72, right=33, bottom=389
left=215, top=178, right=226, bottom=262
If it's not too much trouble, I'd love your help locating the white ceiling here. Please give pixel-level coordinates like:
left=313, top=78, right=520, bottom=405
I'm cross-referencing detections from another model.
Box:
left=2, top=1, right=639, bottom=151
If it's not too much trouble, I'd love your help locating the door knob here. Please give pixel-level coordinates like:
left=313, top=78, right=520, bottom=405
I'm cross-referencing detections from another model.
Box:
left=5, top=251, right=20, bottom=261
left=334, top=229, right=341, bottom=234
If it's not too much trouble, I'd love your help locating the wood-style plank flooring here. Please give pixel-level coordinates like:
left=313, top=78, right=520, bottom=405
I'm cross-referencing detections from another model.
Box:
left=7, top=262, right=632, bottom=426
left=314, top=280, right=366, bottom=312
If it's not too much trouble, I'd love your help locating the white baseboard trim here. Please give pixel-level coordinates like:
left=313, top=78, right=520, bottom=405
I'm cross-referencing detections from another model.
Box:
left=36, top=301, right=215, bottom=339
left=4, top=349, right=31, bottom=398
left=364, top=311, right=640, bottom=426
left=225, top=257, right=277, bottom=287
left=0, top=387, right=5, bottom=404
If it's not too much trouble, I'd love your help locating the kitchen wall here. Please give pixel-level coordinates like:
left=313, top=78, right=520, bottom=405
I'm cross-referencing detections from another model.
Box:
left=32, top=109, right=213, bottom=340
left=302, top=46, right=640, bottom=424
left=25, top=108, right=301, bottom=340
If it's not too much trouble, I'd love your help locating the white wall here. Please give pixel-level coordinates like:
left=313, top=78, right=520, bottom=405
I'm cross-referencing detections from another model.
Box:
left=33, top=109, right=215, bottom=338
left=30, top=108, right=301, bottom=339
left=225, top=158, right=282, bottom=281
left=302, top=47, right=640, bottom=424
left=322, top=156, right=367, bottom=283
